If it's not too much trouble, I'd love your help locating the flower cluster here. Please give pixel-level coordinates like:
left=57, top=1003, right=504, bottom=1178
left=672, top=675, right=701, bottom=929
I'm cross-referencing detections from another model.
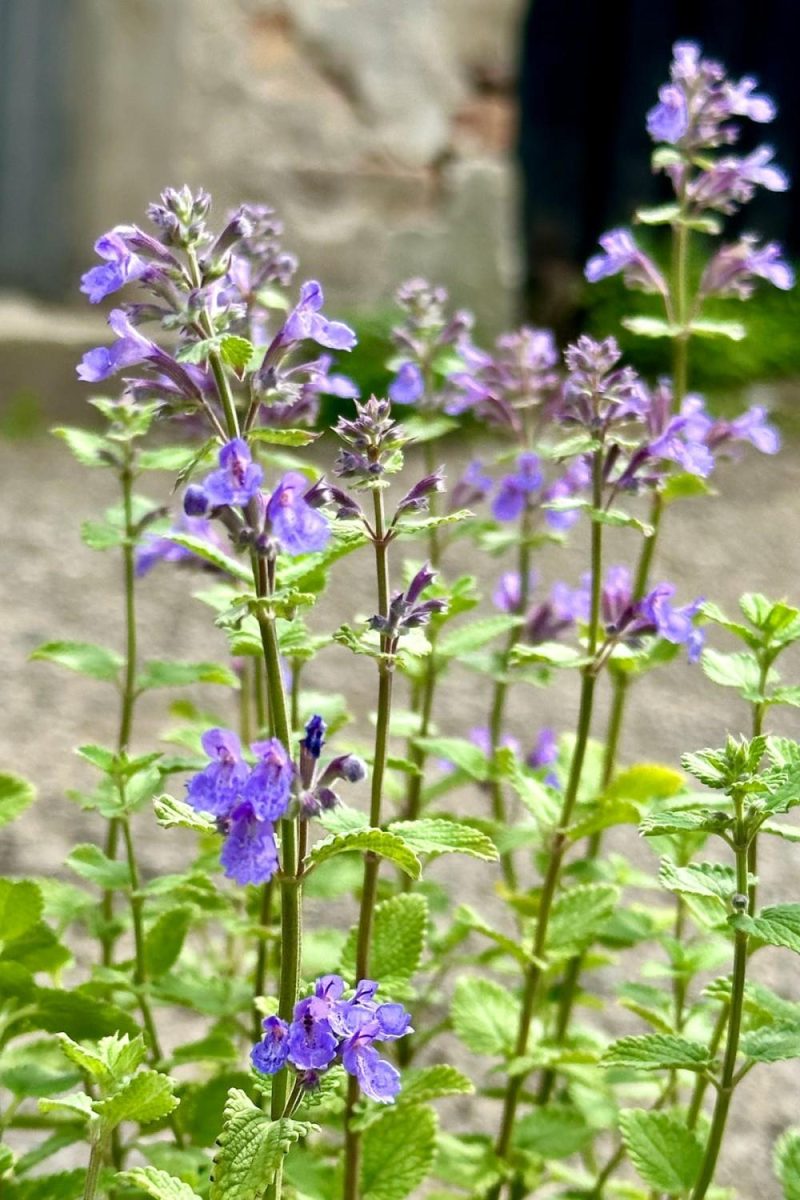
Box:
left=368, top=564, right=447, bottom=643
left=184, top=729, right=293, bottom=885
left=135, top=513, right=228, bottom=577
left=446, top=326, right=561, bottom=434
left=297, top=715, right=366, bottom=817
left=251, top=975, right=412, bottom=1103
left=601, top=565, right=704, bottom=662
left=184, top=439, right=330, bottom=558
left=388, top=278, right=480, bottom=408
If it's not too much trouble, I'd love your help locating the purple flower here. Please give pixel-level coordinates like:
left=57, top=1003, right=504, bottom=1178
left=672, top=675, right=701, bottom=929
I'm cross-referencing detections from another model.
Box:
left=389, top=362, right=425, bottom=405
left=185, top=728, right=250, bottom=818
left=77, top=309, right=155, bottom=382
left=724, top=77, right=776, bottom=124
left=682, top=395, right=781, bottom=458
left=202, top=439, right=264, bottom=508
left=80, top=229, right=148, bottom=303
left=135, top=514, right=226, bottom=577
left=251, top=1016, right=290, bottom=1074
left=244, top=738, right=294, bottom=821
left=689, top=146, right=789, bottom=214
left=287, top=997, right=339, bottom=1070
left=585, top=229, right=668, bottom=296
left=301, top=715, right=326, bottom=761
left=526, top=728, right=559, bottom=788
left=341, top=1023, right=401, bottom=1104
left=561, top=336, right=642, bottom=432
left=699, top=236, right=795, bottom=299
left=646, top=83, right=690, bottom=144
left=542, top=458, right=591, bottom=530
left=469, top=727, right=521, bottom=759
left=220, top=802, right=279, bottom=885
left=728, top=406, right=781, bottom=455
left=277, top=281, right=356, bottom=353
left=492, top=452, right=543, bottom=521
left=525, top=579, right=590, bottom=643
left=266, top=472, right=330, bottom=555
left=492, top=570, right=537, bottom=614
left=641, top=584, right=705, bottom=662
left=451, top=459, right=493, bottom=510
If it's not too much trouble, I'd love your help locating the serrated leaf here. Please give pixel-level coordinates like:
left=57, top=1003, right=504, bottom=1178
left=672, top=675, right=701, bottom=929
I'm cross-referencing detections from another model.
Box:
left=514, top=1105, right=592, bottom=1159
left=701, top=648, right=764, bottom=696
left=0, top=773, right=36, bottom=828
left=308, top=829, right=420, bottom=880
left=66, top=844, right=132, bottom=889
left=619, top=1109, right=703, bottom=1194
left=451, top=977, right=519, bottom=1057
left=340, top=894, right=428, bottom=984
left=732, top=905, right=800, bottom=954
left=249, top=427, right=318, bottom=447
left=0, top=879, right=43, bottom=942
left=604, top=1034, right=710, bottom=1071
left=605, top=763, right=685, bottom=803
left=659, top=859, right=737, bottom=901
left=116, top=1167, right=202, bottom=1200
left=137, top=660, right=239, bottom=690
left=413, top=736, right=489, bottom=780
left=153, top=794, right=217, bottom=834
left=641, top=808, right=731, bottom=836
left=52, top=426, right=110, bottom=466
left=436, top=616, right=519, bottom=659
left=774, top=1128, right=800, bottom=1200
left=210, top=1089, right=310, bottom=1200
left=219, top=334, right=254, bottom=371
left=145, top=907, right=193, bottom=976
left=1, top=922, right=70, bottom=972
left=57, top=1033, right=111, bottom=1083
left=395, top=1065, right=473, bottom=1108
left=166, top=534, right=251, bottom=582
left=361, top=1103, right=437, bottom=1200
left=547, top=884, right=620, bottom=954
left=39, top=1090, right=95, bottom=1121
left=93, top=1069, right=178, bottom=1128
left=30, top=987, right=139, bottom=1039
left=30, top=640, right=122, bottom=683
left=137, top=446, right=199, bottom=472
left=394, top=509, right=472, bottom=536
left=741, top=1025, right=800, bottom=1063
left=389, top=818, right=497, bottom=861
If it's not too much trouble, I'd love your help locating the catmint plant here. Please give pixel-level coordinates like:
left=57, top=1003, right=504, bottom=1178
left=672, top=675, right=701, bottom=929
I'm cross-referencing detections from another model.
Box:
left=2, top=39, right=800, bottom=1200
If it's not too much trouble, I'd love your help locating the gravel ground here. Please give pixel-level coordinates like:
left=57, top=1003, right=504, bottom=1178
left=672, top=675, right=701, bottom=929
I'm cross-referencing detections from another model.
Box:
left=1, top=428, right=799, bottom=1196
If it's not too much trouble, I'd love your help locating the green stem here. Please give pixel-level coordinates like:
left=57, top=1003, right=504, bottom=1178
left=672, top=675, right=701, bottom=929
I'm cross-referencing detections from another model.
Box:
left=83, top=1133, right=106, bottom=1200
left=102, top=453, right=139, bottom=968
left=490, top=452, right=604, bottom=1194
left=121, top=819, right=163, bottom=1064
left=423, top=437, right=440, bottom=568
left=689, top=798, right=749, bottom=1200
left=343, top=487, right=394, bottom=1200
left=252, top=879, right=275, bottom=1042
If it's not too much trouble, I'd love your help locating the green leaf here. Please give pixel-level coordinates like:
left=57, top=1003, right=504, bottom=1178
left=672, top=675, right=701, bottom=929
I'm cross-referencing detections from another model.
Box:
left=219, top=334, right=254, bottom=371
left=395, top=1065, right=473, bottom=1108
left=30, top=987, right=139, bottom=1039
left=436, top=615, right=519, bottom=659
left=145, top=907, right=193, bottom=976
left=0, top=1038, right=82, bottom=1097
left=137, top=446, right=199, bottom=472
left=514, top=1105, right=592, bottom=1159
left=166, top=534, right=251, bottom=582
left=153, top=794, right=217, bottom=834
left=689, top=317, right=747, bottom=341
left=0, top=773, right=36, bottom=828
left=547, top=884, right=620, bottom=955
left=1, top=922, right=70, bottom=972
left=340, top=894, right=428, bottom=984
left=774, top=1128, right=800, bottom=1200
left=641, top=808, right=731, bottom=836
left=115, top=1167, right=202, bottom=1200
left=57, top=1034, right=111, bottom=1083
left=248, top=427, right=318, bottom=447
left=732, top=904, right=800, bottom=954
left=604, top=1034, right=710, bottom=1071
left=38, top=1091, right=95, bottom=1121
left=388, top=818, right=497, bottom=861
left=622, top=316, right=679, bottom=339
left=137, top=659, right=239, bottom=690
left=30, top=640, right=122, bottom=683
left=0, top=879, right=43, bottom=942
left=659, top=859, right=737, bottom=901
left=361, top=1103, right=437, bottom=1200
left=414, top=736, right=489, bottom=780
left=605, top=763, right=685, bottom=804
left=701, top=648, right=763, bottom=696
left=619, top=1109, right=703, bottom=1194
left=66, top=844, right=132, bottom=890
left=58, top=1032, right=147, bottom=1086
left=52, top=426, right=110, bottom=467
left=635, top=201, right=680, bottom=224
left=661, top=471, right=713, bottom=504
left=210, top=1089, right=311, bottom=1200
left=451, top=977, right=519, bottom=1057
left=93, top=1069, right=178, bottom=1129
left=308, top=829, right=420, bottom=880
left=741, top=1025, right=800, bottom=1063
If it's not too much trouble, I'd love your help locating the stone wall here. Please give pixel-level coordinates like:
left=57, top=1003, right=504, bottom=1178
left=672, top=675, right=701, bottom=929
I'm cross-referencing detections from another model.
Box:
left=70, top=0, right=525, bottom=330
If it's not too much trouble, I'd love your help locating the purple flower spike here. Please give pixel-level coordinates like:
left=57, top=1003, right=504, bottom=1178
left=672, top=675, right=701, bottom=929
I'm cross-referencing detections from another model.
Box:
left=245, top=738, right=294, bottom=821
left=492, top=452, right=543, bottom=521
left=251, top=1016, right=290, bottom=1074
left=185, top=728, right=250, bottom=818
left=77, top=309, right=154, bottom=382
left=389, top=361, right=425, bottom=405
left=266, top=472, right=330, bottom=555
left=585, top=229, right=668, bottom=296
left=220, top=802, right=279, bottom=885
left=647, top=83, right=690, bottom=144
left=203, top=439, right=264, bottom=508
left=700, top=236, right=795, bottom=299
left=641, top=584, right=705, bottom=662
left=80, top=228, right=147, bottom=303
